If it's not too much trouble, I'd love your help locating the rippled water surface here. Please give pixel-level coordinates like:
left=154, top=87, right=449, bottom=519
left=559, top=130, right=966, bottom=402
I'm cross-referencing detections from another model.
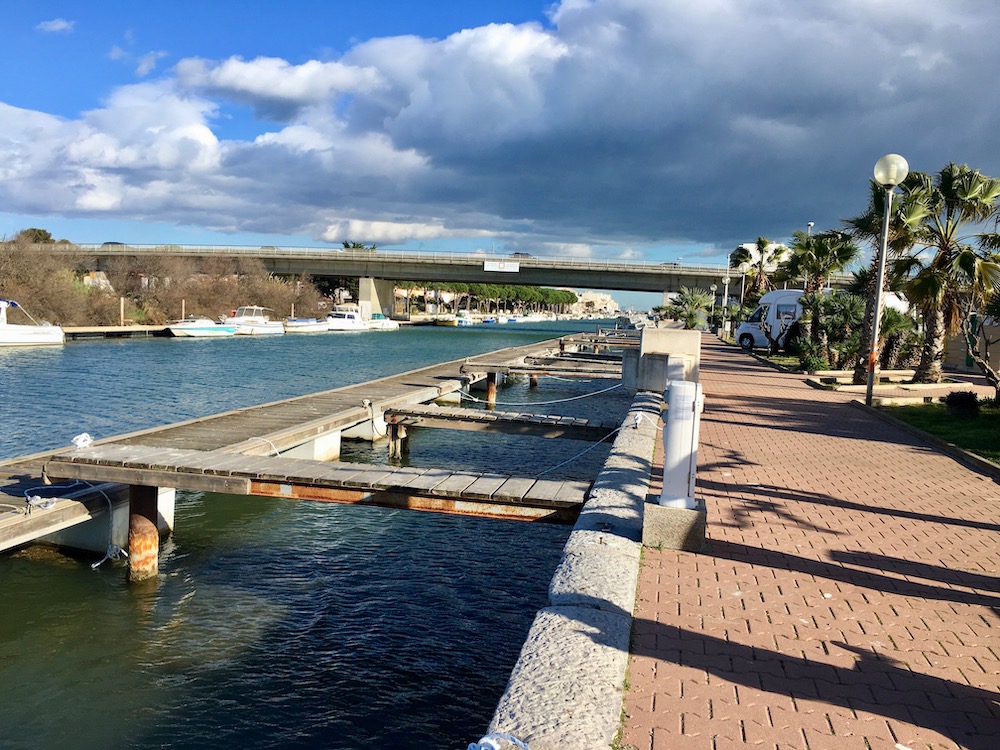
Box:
left=0, top=321, right=626, bottom=749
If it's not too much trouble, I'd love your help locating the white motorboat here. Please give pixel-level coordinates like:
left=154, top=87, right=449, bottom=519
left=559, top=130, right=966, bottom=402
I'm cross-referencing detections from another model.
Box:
left=0, top=299, right=65, bottom=346
left=284, top=317, right=329, bottom=333
left=223, top=305, right=285, bottom=335
left=326, top=305, right=370, bottom=332
left=167, top=315, right=236, bottom=337
left=367, top=313, right=400, bottom=331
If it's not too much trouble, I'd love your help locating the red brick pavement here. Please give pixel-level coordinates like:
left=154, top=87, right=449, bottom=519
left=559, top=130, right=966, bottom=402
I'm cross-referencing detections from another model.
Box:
left=621, top=340, right=1000, bottom=750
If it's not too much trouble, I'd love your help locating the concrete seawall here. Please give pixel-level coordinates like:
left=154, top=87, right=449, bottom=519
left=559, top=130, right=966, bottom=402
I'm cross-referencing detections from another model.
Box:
left=486, top=392, right=662, bottom=749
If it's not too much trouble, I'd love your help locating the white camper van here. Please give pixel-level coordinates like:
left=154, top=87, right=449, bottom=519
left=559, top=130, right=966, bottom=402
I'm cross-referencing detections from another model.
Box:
left=736, top=289, right=805, bottom=350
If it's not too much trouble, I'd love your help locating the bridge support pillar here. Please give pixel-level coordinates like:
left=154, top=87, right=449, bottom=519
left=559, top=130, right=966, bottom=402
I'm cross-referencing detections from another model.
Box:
left=128, top=485, right=159, bottom=582
left=358, top=277, right=396, bottom=320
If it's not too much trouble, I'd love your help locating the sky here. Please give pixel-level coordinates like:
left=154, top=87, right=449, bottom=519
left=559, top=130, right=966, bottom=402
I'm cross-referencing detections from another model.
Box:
left=2, top=0, right=999, bottom=309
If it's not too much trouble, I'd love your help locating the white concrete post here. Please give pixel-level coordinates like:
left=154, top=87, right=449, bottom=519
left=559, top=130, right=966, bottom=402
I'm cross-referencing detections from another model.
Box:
left=659, top=380, right=704, bottom=509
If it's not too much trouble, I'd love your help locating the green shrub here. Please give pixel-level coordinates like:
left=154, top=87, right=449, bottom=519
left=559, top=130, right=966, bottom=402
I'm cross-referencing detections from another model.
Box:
left=944, top=390, right=979, bottom=418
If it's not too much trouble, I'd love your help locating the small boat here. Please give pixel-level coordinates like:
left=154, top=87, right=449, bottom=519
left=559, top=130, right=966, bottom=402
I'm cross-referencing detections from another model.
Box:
left=0, top=299, right=65, bottom=346
left=284, top=317, right=329, bottom=333
left=327, top=305, right=370, bottom=332
left=223, top=305, right=284, bottom=335
left=167, top=315, right=236, bottom=337
left=367, top=313, right=400, bottom=331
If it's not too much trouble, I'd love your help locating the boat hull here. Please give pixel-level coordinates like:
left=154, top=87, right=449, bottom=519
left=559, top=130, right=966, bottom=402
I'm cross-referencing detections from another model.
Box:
left=168, top=322, right=236, bottom=337
left=0, top=324, right=65, bottom=346
left=234, top=323, right=285, bottom=335
left=284, top=319, right=329, bottom=333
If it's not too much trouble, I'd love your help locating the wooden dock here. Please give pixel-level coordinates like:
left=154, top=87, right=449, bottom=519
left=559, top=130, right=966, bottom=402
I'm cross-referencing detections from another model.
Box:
left=384, top=404, right=618, bottom=441
left=1, top=336, right=625, bottom=552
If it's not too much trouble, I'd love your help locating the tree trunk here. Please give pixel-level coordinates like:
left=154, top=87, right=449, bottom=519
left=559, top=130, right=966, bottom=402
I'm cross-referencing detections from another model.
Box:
left=852, top=256, right=881, bottom=385
left=911, top=306, right=946, bottom=383
left=960, top=313, right=1000, bottom=401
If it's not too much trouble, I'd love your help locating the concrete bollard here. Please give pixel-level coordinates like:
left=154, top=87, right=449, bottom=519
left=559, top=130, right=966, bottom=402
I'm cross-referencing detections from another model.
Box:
left=659, top=380, right=703, bottom=509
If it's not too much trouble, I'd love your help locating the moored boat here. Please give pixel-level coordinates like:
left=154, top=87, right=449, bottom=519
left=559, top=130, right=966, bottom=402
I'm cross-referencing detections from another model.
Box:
left=0, top=299, right=65, bottom=346
left=326, top=304, right=370, bottom=332
left=223, top=305, right=284, bottom=335
left=284, top=317, right=329, bottom=333
left=167, top=315, right=236, bottom=337
left=366, top=313, right=400, bottom=331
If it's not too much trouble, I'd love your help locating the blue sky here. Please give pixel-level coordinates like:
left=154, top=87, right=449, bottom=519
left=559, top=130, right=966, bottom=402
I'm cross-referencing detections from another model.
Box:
left=3, top=1, right=999, bottom=310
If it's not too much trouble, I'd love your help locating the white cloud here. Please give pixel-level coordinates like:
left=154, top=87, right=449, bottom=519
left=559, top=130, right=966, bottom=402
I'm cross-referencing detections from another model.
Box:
left=36, top=18, right=73, bottom=33
left=4, top=0, right=1000, bottom=252
left=320, top=219, right=482, bottom=245
left=136, top=51, right=168, bottom=77
left=176, top=56, right=384, bottom=120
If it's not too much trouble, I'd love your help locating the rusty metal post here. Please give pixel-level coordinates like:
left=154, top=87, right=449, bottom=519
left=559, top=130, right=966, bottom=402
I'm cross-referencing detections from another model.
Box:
left=128, top=485, right=159, bottom=582
left=486, top=372, right=497, bottom=408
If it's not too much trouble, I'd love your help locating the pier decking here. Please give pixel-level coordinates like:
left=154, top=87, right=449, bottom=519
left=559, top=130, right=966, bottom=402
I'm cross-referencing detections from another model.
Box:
left=1, top=336, right=631, bottom=552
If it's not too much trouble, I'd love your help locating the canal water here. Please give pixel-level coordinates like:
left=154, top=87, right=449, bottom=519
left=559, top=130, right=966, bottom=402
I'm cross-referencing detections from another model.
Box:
left=0, top=321, right=630, bottom=750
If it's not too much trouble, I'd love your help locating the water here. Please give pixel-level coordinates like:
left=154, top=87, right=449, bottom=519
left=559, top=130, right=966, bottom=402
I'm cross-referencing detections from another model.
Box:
left=0, top=321, right=627, bottom=750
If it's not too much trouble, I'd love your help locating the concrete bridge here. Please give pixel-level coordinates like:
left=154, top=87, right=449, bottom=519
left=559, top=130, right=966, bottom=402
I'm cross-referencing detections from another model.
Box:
left=70, top=243, right=850, bottom=294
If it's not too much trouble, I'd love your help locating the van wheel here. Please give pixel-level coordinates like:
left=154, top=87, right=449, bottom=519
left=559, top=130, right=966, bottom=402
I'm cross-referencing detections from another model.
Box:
left=738, top=334, right=754, bottom=350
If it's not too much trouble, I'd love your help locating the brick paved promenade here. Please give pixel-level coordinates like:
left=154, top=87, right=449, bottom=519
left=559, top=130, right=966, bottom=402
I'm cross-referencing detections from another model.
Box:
left=621, top=340, right=999, bottom=750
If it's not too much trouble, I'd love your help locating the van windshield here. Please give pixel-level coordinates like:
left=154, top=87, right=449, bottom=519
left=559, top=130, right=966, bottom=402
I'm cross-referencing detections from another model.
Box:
left=747, top=305, right=766, bottom=323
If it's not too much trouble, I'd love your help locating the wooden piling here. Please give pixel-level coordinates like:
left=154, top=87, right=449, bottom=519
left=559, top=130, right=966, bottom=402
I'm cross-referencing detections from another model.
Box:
left=128, top=485, right=159, bottom=582
left=529, top=374, right=538, bottom=390
left=486, top=372, right=497, bottom=407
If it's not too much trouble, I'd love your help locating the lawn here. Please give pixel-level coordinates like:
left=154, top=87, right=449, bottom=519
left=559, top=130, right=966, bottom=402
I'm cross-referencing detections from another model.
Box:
left=887, top=402, right=1000, bottom=463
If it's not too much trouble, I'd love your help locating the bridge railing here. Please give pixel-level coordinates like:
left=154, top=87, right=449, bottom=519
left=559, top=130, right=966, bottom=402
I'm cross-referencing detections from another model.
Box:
left=50, top=243, right=852, bottom=285
left=67, top=243, right=735, bottom=274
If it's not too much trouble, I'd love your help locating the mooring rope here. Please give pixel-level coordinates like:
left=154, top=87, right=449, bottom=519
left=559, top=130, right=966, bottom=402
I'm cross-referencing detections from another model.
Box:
left=535, top=411, right=650, bottom=476
left=467, top=732, right=532, bottom=750
left=460, top=381, right=622, bottom=407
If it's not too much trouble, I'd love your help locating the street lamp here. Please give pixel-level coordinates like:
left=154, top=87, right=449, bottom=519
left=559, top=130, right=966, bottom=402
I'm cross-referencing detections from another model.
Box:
left=807, top=221, right=814, bottom=236
left=865, top=153, right=909, bottom=406
left=721, top=276, right=731, bottom=335
left=709, top=283, right=718, bottom=328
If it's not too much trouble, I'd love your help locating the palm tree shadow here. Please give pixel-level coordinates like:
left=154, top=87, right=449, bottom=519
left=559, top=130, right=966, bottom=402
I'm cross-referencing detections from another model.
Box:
left=629, top=620, right=1000, bottom=749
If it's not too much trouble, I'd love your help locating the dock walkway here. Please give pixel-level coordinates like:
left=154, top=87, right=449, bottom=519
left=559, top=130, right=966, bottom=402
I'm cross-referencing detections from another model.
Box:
left=1, top=337, right=620, bottom=545
left=621, top=339, right=1000, bottom=750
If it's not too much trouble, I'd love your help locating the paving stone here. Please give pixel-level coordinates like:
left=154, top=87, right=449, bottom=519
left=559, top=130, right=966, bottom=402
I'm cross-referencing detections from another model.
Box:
left=618, top=340, right=1000, bottom=750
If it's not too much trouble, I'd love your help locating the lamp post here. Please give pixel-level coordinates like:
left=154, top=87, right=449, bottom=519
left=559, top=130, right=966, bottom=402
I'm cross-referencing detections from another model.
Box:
left=709, top=284, right=718, bottom=328
left=865, top=153, right=909, bottom=407
left=807, top=221, right=814, bottom=236
left=721, top=275, right=731, bottom=335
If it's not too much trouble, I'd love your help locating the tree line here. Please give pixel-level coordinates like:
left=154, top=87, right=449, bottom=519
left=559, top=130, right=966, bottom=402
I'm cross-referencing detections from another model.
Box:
left=0, top=231, right=577, bottom=325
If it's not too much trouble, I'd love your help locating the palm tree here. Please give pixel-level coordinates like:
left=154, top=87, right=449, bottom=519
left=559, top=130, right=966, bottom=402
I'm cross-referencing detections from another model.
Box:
left=670, top=286, right=713, bottom=330
left=782, top=229, right=860, bottom=351
left=730, top=237, right=784, bottom=305
left=895, top=164, right=1000, bottom=383
left=844, top=178, right=928, bottom=383
left=783, top=230, right=860, bottom=294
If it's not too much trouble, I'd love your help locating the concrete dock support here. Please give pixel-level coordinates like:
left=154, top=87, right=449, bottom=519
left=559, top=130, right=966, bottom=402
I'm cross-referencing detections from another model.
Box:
left=128, top=485, right=159, bottom=582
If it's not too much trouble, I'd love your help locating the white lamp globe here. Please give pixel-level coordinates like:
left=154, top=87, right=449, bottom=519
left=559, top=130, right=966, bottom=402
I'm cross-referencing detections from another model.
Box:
left=874, top=154, right=909, bottom=187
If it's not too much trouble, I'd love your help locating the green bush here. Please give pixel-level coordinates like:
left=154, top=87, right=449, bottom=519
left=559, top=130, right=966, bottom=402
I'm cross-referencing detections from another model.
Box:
left=798, top=353, right=830, bottom=373
left=944, top=390, right=979, bottom=418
